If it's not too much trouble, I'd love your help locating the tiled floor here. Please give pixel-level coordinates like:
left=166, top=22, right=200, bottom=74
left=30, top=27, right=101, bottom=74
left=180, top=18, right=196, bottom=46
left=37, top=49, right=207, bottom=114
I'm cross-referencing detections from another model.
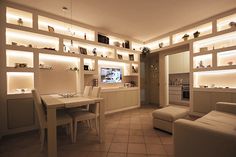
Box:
left=0, top=105, right=174, bottom=157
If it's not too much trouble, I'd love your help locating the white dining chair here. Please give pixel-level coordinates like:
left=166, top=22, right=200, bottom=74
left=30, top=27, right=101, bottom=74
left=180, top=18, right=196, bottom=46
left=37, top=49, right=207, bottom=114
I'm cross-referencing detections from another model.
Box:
left=32, top=89, right=73, bottom=151
left=70, top=86, right=101, bottom=143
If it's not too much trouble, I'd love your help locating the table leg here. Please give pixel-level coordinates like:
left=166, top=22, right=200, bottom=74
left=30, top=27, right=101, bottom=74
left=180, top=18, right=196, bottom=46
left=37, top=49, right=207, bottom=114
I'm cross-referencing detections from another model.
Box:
left=99, top=100, right=105, bottom=143
left=47, top=108, right=57, bottom=157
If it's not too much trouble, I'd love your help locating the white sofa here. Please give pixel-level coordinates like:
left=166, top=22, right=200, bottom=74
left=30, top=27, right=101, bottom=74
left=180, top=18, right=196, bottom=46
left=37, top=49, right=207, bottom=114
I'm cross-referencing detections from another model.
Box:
left=174, top=102, right=236, bottom=157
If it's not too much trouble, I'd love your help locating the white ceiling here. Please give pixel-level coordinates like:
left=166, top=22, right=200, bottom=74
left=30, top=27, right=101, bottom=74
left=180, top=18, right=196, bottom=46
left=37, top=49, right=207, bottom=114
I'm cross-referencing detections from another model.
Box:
left=8, top=0, right=236, bottom=41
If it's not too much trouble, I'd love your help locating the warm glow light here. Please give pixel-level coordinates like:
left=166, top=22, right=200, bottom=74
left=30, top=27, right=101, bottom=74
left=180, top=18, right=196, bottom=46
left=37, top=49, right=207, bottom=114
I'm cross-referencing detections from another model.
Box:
left=173, top=23, right=212, bottom=43
left=38, top=16, right=95, bottom=41
left=7, top=72, right=34, bottom=76
left=195, top=69, right=236, bottom=75
left=217, top=13, right=236, bottom=31
left=6, top=28, right=58, bottom=45
left=39, top=53, right=79, bottom=62
left=98, top=60, right=125, bottom=66
left=6, top=7, right=32, bottom=26
left=6, top=50, right=33, bottom=58
left=218, top=50, right=236, bottom=57
left=145, top=37, right=170, bottom=50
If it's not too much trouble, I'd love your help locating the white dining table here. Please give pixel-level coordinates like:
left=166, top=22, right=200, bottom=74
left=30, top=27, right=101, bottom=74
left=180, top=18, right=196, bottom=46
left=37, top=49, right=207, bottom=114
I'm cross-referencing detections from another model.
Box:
left=41, top=94, right=105, bottom=157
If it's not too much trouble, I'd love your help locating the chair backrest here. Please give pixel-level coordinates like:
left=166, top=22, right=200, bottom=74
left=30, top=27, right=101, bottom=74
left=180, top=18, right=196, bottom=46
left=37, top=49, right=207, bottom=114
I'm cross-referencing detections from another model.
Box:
left=91, top=87, right=101, bottom=98
left=32, top=89, right=46, bottom=129
left=83, top=86, right=92, bottom=97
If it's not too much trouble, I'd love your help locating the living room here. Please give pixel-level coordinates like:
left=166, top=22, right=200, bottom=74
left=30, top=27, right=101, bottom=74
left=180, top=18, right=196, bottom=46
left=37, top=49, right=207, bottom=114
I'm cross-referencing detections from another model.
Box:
left=0, top=0, right=236, bottom=157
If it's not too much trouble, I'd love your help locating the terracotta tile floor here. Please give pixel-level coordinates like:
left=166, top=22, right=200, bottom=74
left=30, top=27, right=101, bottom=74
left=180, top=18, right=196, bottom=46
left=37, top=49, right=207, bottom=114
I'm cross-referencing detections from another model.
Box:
left=0, top=106, right=175, bottom=157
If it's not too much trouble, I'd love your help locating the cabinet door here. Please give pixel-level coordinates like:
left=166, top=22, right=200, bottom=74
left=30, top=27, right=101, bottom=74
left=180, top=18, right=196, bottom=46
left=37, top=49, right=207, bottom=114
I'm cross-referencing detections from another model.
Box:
left=183, top=51, right=190, bottom=73
left=7, top=98, right=35, bottom=129
left=193, top=91, right=211, bottom=114
left=169, top=53, right=184, bottom=74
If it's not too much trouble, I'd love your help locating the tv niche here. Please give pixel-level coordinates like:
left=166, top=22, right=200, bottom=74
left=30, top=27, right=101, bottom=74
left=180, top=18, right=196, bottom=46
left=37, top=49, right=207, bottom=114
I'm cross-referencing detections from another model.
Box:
left=101, top=67, right=122, bottom=83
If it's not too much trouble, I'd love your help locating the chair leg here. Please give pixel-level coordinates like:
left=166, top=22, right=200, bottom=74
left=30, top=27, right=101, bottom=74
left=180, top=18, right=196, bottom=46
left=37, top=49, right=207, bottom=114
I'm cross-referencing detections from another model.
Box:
left=86, top=120, right=90, bottom=128
left=70, top=122, right=73, bottom=143
left=95, top=118, right=98, bottom=135
left=73, top=121, right=77, bottom=143
left=40, top=129, right=45, bottom=151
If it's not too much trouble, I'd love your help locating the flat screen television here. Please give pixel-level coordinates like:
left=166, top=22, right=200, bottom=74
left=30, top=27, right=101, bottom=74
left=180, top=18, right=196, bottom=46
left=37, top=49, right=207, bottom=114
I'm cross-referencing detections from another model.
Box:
left=101, top=67, right=122, bottom=83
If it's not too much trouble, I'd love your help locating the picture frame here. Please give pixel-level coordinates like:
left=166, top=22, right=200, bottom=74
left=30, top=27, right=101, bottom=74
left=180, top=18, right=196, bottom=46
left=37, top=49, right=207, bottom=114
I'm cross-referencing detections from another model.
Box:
left=129, top=54, right=134, bottom=61
left=79, top=47, right=87, bottom=55
left=48, top=25, right=55, bottom=33
left=118, top=54, right=123, bottom=60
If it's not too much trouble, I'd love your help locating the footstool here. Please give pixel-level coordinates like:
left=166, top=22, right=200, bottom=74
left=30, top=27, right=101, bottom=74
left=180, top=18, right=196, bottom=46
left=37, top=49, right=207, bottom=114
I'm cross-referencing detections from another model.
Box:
left=152, top=106, right=189, bottom=133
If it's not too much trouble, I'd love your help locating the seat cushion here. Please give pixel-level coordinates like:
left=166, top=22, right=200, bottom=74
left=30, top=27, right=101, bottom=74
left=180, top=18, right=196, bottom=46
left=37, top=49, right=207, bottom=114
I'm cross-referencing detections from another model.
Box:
left=70, top=111, right=96, bottom=121
left=152, top=106, right=189, bottom=122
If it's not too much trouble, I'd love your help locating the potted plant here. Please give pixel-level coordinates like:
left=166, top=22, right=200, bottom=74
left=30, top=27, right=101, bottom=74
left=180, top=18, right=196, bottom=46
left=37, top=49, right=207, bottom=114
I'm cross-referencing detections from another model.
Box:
left=182, top=34, right=189, bottom=41
left=193, top=31, right=200, bottom=38
left=141, top=47, right=150, bottom=57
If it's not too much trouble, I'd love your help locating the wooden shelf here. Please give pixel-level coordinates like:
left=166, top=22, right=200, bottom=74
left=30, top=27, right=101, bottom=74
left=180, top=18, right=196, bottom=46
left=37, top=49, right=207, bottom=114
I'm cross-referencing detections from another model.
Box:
left=193, top=87, right=236, bottom=93
left=6, top=67, right=34, bottom=72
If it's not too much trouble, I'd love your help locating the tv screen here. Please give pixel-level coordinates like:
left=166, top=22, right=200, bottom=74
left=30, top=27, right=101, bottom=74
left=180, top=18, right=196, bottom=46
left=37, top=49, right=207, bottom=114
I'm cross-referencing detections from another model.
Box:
left=101, top=68, right=122, bottom=83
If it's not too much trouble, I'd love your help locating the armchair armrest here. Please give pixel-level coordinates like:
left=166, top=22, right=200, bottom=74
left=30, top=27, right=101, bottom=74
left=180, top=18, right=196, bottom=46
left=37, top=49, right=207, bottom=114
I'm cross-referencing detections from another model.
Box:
left=174, top=119, right=236, bottom=157
left=215, top=102, right=236, bottom=115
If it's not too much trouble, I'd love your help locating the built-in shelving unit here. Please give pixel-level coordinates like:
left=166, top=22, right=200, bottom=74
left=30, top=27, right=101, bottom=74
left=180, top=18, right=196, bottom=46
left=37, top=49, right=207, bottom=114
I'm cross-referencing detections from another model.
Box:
left=0, top=2, right=141, bottom=136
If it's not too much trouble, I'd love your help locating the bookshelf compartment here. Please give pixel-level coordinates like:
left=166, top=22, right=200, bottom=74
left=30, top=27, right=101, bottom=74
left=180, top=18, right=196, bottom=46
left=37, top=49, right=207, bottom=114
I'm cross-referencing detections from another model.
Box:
left=193, top=69, right=236, bottom=89
left=193, top=31, right=236, bottom=53
left=173, top=22, right=212, bottom=44
left=6, top=28, right=59, bottom=51
left=6, top=50, right=33, bottom=68
left=63, top=39, right=115, bottom=58
left=217, top=50, right=236, bottom=66
left=193, top=54, right=212, bottom=69
left=7, top=72, right=34, bottom=94
left=217, top=13, right=236, bottom=32
left=145, top=37, right=170, bottom=50
left=6, top=7, right=32, bottom=28
left=38, top=16, right=95, bottom=41
left=116, top=50, right=139, bottom=62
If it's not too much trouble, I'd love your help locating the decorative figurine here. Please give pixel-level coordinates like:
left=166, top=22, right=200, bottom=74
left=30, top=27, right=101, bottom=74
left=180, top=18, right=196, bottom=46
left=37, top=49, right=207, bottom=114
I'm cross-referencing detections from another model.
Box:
left=229, top=22, right=236, bottom=28
left=48, top=25, right=55, bottom=32
left=199, top=60, right=204, bottom=68
left=182, top=34, right=189, bottom=41
left=92, top=48, right=97, bottom=56
left=159, top=42, right=164, bottom=48
left=193, top=31, right=200, bottom=38
left=84, top=33, right=87, bottom=40
left=17, top=18, right=23, bottom=26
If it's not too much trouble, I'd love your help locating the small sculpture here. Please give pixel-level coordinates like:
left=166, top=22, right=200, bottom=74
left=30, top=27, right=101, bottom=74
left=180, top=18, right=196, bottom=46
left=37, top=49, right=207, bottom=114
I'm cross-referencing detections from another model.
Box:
left=84, top=33, right=87, bottom=40
left=229, top=22, right=236, bottom=28
left=92, top=48, right=97, bottom=56
left=182, top=34, right=189, bottom=41
left=159, top=42, right=164, bottom=48
left=199, top=60, right=204, bottom=68
left=17, top=18, right=23, bottom=26
left=193, top=31, right=200, bottom=38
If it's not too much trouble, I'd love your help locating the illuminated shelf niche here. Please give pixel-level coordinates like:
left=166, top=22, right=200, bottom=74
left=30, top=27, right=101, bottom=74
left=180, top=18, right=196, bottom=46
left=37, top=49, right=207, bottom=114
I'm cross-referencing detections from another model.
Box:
left=63, top=39, right=115, bottom=58
left=131, top=42, right=143, bottom=51
left=145, top=37, right=170, bottom=50
left=217, top=13, right=236, bottom=32
left=193, top=69, right=236, bottom=88
left=193, top=31, right=236, bottom=53
left=7, top=72, right=34, bottom=94
left=173, top=22, right=212, bottom=44
left=193, top=54, right=212, bottom=69
left=116, top=50, right=139, bottom=62
left=6, top=50, right=33, bottom=68
left=38, top=16, right=95, bottom=41
left=6, top=28, right=59, bottom=50
left=217, top=50, right=236, bottom=66
left=84, top=58, right=97, bottom=74
left=6, top=7, right=32, bottom=28
left=39, top=53, right=79, bottom=94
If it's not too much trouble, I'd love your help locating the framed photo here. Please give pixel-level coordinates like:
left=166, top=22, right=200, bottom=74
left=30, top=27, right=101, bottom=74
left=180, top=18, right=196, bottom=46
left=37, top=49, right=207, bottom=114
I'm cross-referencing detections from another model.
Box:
left=48, top=25, right=55, bottom=33
left=129, top=54, right=134, bottom=61
left=79, top=47, right=87, bottom=55
left=118, top=54, right=123, bottom=60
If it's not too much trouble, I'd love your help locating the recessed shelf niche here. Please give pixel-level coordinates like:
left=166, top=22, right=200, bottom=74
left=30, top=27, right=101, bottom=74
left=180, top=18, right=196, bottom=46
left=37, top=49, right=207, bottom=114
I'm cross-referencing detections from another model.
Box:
left=6, top=28, right=59, bottom=51
left=217, top=13, right=236, bottom=32
left=217, top=50, right=236, bottom=67
left=38, top=16, right=95, bottom=41
left=145, top=37, right=170, bottom=50
left=193, top=54, right=212, bottom=69
left=7, top=72, right=34, bottom=94
left=6, top=7, right=32, bottom=28
left=6, top=50, right=33, bottom=68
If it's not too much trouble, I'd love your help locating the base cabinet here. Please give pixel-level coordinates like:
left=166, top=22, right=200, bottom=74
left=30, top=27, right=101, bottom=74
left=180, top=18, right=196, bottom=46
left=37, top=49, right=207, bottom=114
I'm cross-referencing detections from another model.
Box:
left=193, top=91, right=234, bottom=114
left=101, top=89, right=139, bottom=113
left=7, top=98, right=35, bottom=129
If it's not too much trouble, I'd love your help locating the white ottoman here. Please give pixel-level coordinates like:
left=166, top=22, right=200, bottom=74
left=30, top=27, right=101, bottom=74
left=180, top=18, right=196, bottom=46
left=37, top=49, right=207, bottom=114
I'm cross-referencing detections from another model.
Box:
left=152, top=106, right=189, bottom=133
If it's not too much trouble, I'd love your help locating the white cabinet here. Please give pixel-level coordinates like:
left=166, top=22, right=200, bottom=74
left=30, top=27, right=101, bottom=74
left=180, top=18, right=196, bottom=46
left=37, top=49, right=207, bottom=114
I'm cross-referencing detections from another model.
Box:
left=169, top=51, right=189, bottom=74
left=169, top=86, right=182, bottom=103
left=101, top=89, right=139, bottom=113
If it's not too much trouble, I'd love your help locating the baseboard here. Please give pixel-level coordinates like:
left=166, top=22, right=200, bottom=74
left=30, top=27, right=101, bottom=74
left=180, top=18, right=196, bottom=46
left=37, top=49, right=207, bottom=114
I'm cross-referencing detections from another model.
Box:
left=1, top=125, right=38, bottom=137
left=105, top=105, right=140, bottom=115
